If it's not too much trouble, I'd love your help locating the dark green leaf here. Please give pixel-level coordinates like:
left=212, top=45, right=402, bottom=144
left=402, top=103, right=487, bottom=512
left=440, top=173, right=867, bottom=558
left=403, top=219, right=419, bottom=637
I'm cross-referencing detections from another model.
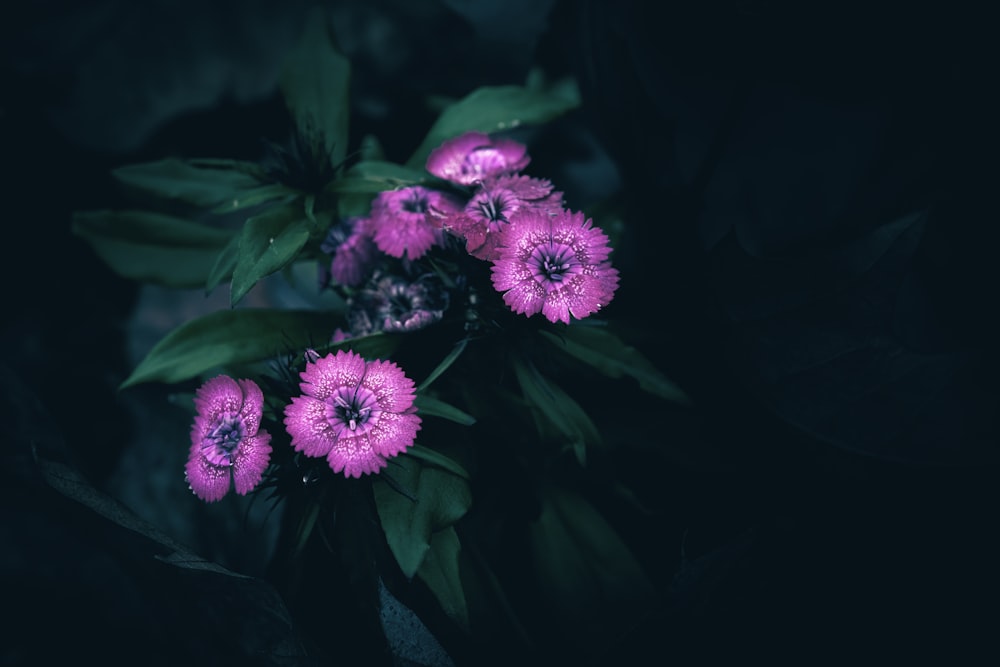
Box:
left=406, top=444, right=471, bottom=481
left=417, top=338, right=469, bottom=392
left=406, top=77, right=581, bottom=169
left=210, top=183, right=295, bottom=214
left=530, top=485, right=658, bottom=655
left=416, top=526, right=470, bottom=632
left=121, top=308, right=342, bottom=388
left=112, top=159, right=264, bottom=208
left=541, top=326, right=691, bottom=405
left=72, top=210, right=235, bottom=288
left=511, top=355, right=602, bottom=450
left=231, top=204, right=311, bottom=306
left=374, top=455, right=472, bottom=578
left=329, top=160, right=432, bottom=194
left=205, top=234, right=240, bottom=294
left=280, top=7, right=350, bottom=169
left=413, top=395, right=476, bottom=426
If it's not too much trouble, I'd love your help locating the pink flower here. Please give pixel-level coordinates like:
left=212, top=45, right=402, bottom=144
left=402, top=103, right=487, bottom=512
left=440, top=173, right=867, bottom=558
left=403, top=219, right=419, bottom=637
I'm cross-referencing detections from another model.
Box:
left=445, top=174, right=564, bottom=261
left=322, top=216, right=378, bottom=287
left=425, top=131, right=531, bottom=185
left=283, top=350, right=421, bottom=478
left=370, top=186, right=460, bottom=260
left=490, top=209, right=620, bottom=324
left=185, top=376, right=272, bottom=503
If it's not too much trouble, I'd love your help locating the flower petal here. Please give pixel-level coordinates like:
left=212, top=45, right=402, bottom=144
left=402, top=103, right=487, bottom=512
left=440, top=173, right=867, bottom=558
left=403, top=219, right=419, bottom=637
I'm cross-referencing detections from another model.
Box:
left=232, top=431, right=272, bottom=496
left=284, top=395, right=337, bottom=458
left=327, top=432, right=388, bottom=478
left=193, top=375, right=243, bottom=423
left=360, top=359, right=417, bottom=412
left=237, top=378, right=264, bottom=436
left=300, top=350, right=367, bottom=400
left=185, top=450, right=231, bottom=503
left=367, top=410, right=421, bottom=459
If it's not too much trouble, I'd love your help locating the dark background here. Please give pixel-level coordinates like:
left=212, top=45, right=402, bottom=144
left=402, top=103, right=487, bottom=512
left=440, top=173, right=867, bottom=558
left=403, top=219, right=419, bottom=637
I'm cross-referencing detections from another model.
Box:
left=3, top=1, right=998, bottom=664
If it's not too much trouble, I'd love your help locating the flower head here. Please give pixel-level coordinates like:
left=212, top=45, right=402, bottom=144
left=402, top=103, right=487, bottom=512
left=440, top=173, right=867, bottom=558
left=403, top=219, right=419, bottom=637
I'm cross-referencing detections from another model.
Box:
left=446, top=175, right=564, bottom=261
left=425, top=131, right=531, bottom=186
left=283, top=350, right=421, bottom=478
left=490, top=209, right=620, bottom=324
left=186, top=376, right=272, bottom=502
left=346, top=273, right=449, bottom=336
left=370, top=186, right=460, bottom=260
left=320, top=216, right=378, bottom=288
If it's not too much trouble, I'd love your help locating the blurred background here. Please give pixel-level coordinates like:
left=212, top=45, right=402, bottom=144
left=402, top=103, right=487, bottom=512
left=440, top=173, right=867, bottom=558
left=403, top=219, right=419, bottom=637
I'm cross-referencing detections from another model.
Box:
left=3, top=0, right=998, bottom=664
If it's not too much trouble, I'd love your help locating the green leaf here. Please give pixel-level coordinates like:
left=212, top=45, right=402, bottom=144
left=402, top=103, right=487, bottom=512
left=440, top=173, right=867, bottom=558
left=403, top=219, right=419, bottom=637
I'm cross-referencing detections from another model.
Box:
left=530, top=485, right=658, bottom=655
left=112, top=159, right=264, bottom=208
left=328, top=160, right=433, bottom=194
left=374, top=455, right=472, bottom=579
left=417, top=338, right=468, bottom=392
left=121, top=308, right=342, bottom=388
left=413, top=395, right=476, bottom=426
left=231, top=204, right=311, bottom=306
left=511, top=355, right=602, bottom=450
left=406, top=77, right=581, bottom=169
left=406, top=444, right=470, bottom=481
left=280, top=6, right=350, bottom=169
left=72, top=210, right=235, bottom=288
left=210, top=183, right=295, bottom=214
left=205, top=234, right=240, bottom=294
left=540, top=327, right=691, bottom=405
left=416, top=526, right=470, bottom=632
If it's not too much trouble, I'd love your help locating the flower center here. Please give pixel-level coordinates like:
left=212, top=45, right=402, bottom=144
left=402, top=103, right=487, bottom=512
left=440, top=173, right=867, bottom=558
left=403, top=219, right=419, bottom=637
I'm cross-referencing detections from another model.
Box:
left=329, top=386, right=380, bottom=434
left=401, top=194, right=429, bottom=214
left=529, top=242, right=581, bottom=285
left=202, top=413, right=245, bottom=466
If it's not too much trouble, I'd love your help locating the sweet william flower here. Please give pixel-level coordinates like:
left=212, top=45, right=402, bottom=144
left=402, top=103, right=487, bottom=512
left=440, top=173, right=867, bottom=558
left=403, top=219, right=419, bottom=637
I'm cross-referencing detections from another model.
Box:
left=425, top=131, right=531, bottom=185
left=320, top=216, right=378, bottom=288
left=186, top=376, right=272, bottom=503
left=284, top=350, right=421, bottom=478
left=370, top=186, right=460, bottom=260
left=491, top=209, right=620, bottom=324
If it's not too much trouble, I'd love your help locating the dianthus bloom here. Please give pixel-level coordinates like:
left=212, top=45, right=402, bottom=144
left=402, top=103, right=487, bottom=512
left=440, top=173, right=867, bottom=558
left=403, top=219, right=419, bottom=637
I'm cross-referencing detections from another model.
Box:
left=490, top=209, right=620, bottom=324
left=445, top=174, right=564, bottom=261
left=425, top=131, right=531, bottom=185
left=320, top=216, right=378, bottom=288
left=185, top=375, right=272, bottom=502
left=283, top=350, right=421, bottom=478
left=370, top=186, right=460, bottom=260
left=347, top=273, right=449, bottom=335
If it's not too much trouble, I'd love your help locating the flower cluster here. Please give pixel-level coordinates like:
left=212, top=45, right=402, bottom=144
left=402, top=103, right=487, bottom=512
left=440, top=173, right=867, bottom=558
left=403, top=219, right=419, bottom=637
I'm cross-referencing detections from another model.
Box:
left=186, top=350, right=420, bottom=502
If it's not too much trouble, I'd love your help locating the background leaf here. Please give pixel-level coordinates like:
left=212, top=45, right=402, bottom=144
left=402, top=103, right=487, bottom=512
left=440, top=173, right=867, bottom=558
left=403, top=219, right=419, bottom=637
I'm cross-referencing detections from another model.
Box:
left=416, top=526, right=471, bottom=632
left=541, top=326, right=691, bottom=405
left=112, top=158, right=265, bottom=208
left=413, top=395, right=476, bottom=426
left=279, top=6, right=350, bottom=169
left=121, top=308, right=342, bottom=388
left=405, top=77, right=581, bottom=169
left=329, top=160, right=433, bottom=194
left=72, top=210, right=235, bottom=288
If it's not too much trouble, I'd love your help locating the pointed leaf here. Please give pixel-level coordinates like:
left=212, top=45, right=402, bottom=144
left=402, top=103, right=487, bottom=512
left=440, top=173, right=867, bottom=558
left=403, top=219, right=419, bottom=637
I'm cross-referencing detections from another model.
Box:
left=374, top=455, right=472, bottom=579
left=112, top=158, right=264, bottom=208
left=511, top=355, right=602, bottom=448
left=413, top=395, right=476, bottom=426
left=417, top=526, right=470, bottom=632
left=231, top=204, right=310, bottom=306
left=417, top=338, right=469, bottom=392
left=280, top=7, right=350, bottom=168
left=406, top=444, right=471, bottom=481
left=205, top=233, right=240, bottom=294
left=541, top=326, right=691, bottom=405
left=210, top=183, right=295, bottom=214
left=406, top=78, right=581, bottom=169
left=121, top=308, right=342, bottom=388
left=329, top=160, right=432, bottom=194
left=72, top=210, right=235, bottom=288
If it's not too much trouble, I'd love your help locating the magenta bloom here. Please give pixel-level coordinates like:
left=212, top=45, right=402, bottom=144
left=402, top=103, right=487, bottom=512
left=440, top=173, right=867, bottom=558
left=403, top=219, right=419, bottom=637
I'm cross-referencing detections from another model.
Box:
left=185, top=376, right=272, bottom=503
left=425, top=131, right=531, bottom=186
left=491, top=209, right=620, bottom=324
left=370, top=186, right=460, bottom=260
left=447, top=175, right=564, bottom=261
left=321, top=216, right=378, bottom=287
left=283, top=350, right=421, bottom=478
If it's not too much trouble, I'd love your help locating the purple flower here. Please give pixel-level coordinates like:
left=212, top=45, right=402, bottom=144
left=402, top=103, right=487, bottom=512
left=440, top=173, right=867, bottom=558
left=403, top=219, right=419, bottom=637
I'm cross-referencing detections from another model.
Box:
left=425, top=131, right=531, bottom=186
left=446, top=174, right=564, bottom=261
left=347, top=273, right=449, bottom=335
left=370, top=186, right=460, bottom=260
left=283, top=350, right=421, bottom=478
left=490, top=209, right=620, bottom=324
left=186, top=376, right=272, bottom=503
left=321, top=216, right=378, bottom=288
